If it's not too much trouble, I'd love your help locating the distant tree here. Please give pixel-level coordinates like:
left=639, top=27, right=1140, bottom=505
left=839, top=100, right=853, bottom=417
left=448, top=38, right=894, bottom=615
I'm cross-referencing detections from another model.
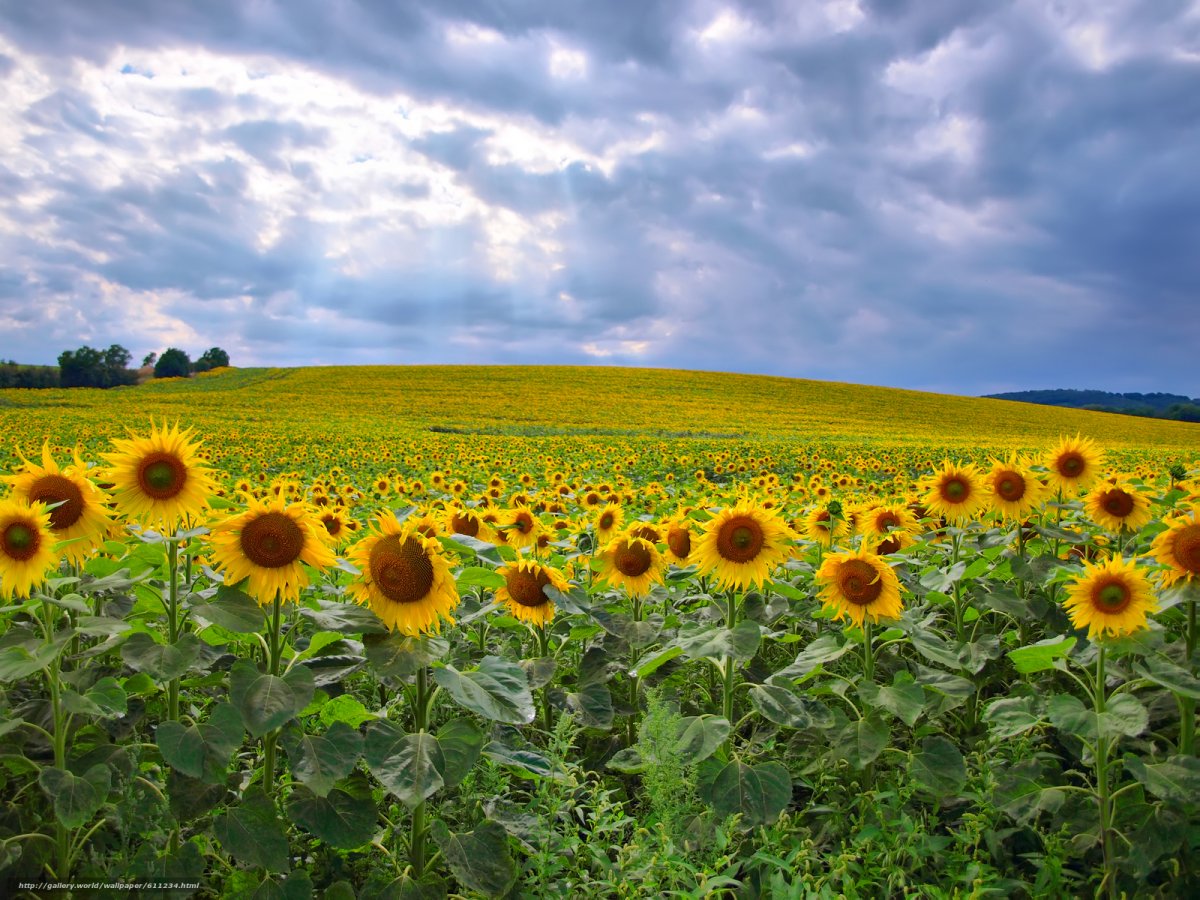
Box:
left=142, top=351, right=158, bottom=368
left=102, top=344, right=136, bottom=387
left=194, top=347, right=230, bottom=373
left=155, top=347, right=191, bottom=379
left=58, top=345, right=104, bottom=388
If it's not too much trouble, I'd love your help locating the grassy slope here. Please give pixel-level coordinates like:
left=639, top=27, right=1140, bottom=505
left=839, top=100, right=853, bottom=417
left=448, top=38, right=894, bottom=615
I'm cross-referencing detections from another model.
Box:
left=2, top=365, right=1197, bottom=451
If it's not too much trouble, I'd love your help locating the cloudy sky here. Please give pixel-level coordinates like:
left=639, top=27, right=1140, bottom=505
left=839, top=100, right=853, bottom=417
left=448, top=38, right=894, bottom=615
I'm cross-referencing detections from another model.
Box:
left=0, top=0, right=1197, bottom=395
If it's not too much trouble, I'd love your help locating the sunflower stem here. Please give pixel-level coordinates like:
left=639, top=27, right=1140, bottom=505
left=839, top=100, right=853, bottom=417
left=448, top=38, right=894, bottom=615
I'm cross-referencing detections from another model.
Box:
left=409, top=666, right=431, bottom=877
left=537, top=625, right=553, bottom=735
left=1181, top=598, right=1198, bottom=755
left=262, top=594, right=284, bottom=794
left=722, top=590, right=739, bottom=751
left=862, top=618, right=875, bottom=684
left=1094, top=643, right=1119, bottom=900
left=40, top=599, right=72, bottom=881
left=166, top=539, right=180, bottom=722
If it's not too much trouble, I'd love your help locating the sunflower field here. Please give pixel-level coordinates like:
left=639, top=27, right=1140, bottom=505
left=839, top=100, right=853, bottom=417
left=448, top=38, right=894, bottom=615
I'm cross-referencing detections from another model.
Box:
left=1, top=366, right=1198, bottom=899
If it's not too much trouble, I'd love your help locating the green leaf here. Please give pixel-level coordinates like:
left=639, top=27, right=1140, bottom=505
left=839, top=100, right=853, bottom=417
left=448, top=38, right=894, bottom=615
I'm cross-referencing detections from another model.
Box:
left=1008, top=636, right=1076, bottom=674
left=909, top=736, right=966, bottom=797
left=520, top=656, right=556, bottom=690
left=286, top=777, right=377, bottom=849
left=363, top=633, right=449, bottom=678
left=565, top=681, right=615, bottom=730
left=231, top=660, right=315, bottom=737
left=120, top=631, right=202, bottom=681
left=282, top=722, right=363, bottom=797
left=364, top=721, right=445, bottom=808
left=0, top=634, right=70, bottom=681
left=301, top=598, right=389, bottom=634
left=318, top=694, right=375, bottom=728
left=483, top=741, right=562, bottom=781
left=630, top=644, right=683, bottom=678
left=749, top=683, right=829, bottom=729
left=858, top=672, right=925, bottom=727
left=455, top=566, right=506, bottom=590
left=674, top=621, right=761, bottom=662
left=1134, top=657, right=1200, bottom=700
left=432, top=656, right=535, bottom=725
left=1046, top=694, right=1095, bottom=740
left=1125, top=755, right=1200, bottom=804
left=430, top=819, right=518, bottom=898
left=189, top=585, right=266, bottom=633
left=213, top=786, right=291, bottom=873
left=707, top=760, right=791, bottom=826
left=156, top=701, right=244, bottom=782
left=606, top=747, right=645, bottom=774
left=436, top=718, right=485, bottom=789
left=1102, top=693, right=1148, bottom=739
left=776, top=633, right=851, bottom=678
left=835, top=714, right=888, bottom=769
left=38, top=764, right=110, bottom=829
left=984, top=697, right=1043, bottom=739
left=907, top=629, right=965, bottom=671
left=674, top=715, right=730, bottom=764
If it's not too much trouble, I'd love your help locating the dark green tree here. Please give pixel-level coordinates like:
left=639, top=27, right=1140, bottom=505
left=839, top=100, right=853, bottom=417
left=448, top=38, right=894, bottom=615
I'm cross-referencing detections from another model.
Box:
left=142, top=351, right=158, bottom=368
left=194, top=347, right=230, bottom=372
left=154, top=347, right=191, bottom=379
left=58, top=345, right=104, bottom=388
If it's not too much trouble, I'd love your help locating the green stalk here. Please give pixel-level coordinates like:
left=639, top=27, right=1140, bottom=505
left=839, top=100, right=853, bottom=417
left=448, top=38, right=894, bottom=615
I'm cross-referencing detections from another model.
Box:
left=41, top=600, right=71, bottom=880
left=862, top=618, right=875, bottom=685
left=262, top=594, right=283, bottom=793
left=722, top=591, right=739, bottom=751
left=1094, top=644, right=1118, bottom=900
left=410, top=666, right=431, bottom=877
left=166, top=539, right=181, bottom=722
left=1181, top=598, right=1197, bottom=755
left=537, top=625, right=553, bottom=735
left=627, top=593, right=643, bottom=746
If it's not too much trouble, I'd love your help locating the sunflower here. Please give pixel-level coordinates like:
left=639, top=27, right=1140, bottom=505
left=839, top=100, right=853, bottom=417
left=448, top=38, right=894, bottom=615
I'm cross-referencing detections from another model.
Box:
left=346, top=512, right=459, bottom=635
left=815, top=549, right=904, bottom=626
left=1063, top=555, right=1157, bottom=639
left=986, top=455, right=1047, bottom=522
left=101, top=421, right=217, bottom=532
left=0, top=499, right=60, bottom=599
left=1085, top=481, right=1152, bottom=534
left=444, top=504, right=491, bottom=542
left=496, top=558, right=569, bottom=627
left=5, top=441, right=112, bottom=565
left=1151, top=505, right=1200, bottom=588
left=664, top=516, right=695, bottom=564
left=499, top=507, right=541, bottom=550
left=593, top=502, right=623, bottom=545
left=317, top=506, right=356, bottom=547
left=1045, top=435, right=1104, bottom=494
left=695, top=501, right=793, bottom=590
left=921, top=461, right=988, bottom=524
left=859, top=503, right=919, bottom=554
left=802, top=506, right=847, bottom=548
left=209, top=497, right=336, bottom=605
left=598, top=533, right=666, bottom=597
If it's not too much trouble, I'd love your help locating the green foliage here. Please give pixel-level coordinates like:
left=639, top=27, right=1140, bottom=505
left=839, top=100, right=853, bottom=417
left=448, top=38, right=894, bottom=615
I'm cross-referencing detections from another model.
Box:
left=57, top=343, right=137, bottom=388
left=194, top=346, right=231, bottom=372
left=154, top=346, right=191, bottom=378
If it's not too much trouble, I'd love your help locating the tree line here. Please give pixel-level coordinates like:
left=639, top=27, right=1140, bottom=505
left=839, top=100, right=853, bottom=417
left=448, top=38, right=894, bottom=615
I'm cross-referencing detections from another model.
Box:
left=0, top=345, right=230, bottom=389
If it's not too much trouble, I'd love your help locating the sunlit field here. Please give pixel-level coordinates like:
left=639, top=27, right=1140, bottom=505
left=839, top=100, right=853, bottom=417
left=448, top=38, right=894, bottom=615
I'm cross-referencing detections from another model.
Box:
left=1, top=366, right=1198, bottom=898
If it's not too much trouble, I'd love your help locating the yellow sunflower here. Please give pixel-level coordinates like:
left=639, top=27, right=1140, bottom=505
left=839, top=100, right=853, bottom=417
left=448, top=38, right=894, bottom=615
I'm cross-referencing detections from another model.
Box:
left=1084, top=480, right=1152, bottom=534
left=499, top=507, right=542, bottom=551
left=444, top=504, right=491, bottom=542
left=598, top=533, right=666, bottom=597
left=802, top=506, right=848, bottom=548
left=859, top=503, right=920, bottom=554
left=0, top=499, right=60, bottom=599
left=1151, top=506, right=1200, bottom=588
left=921, top=461, right=988, bottom=524
left=5, top=441, right=112, bottom=565
left=815, top=549, right=904, bottom=626
left=986, top=455, right=1047, bottom=522
left=664, top=516, right=695, bottom=565
left=1064, top=555, right=1157, bottom=639
left=101, top=421, right=217, bottom=532
left=593, top=502, right=623, bottom=545
left=209, top=497, right=336, bottom=605
left=1045, top=435, right=1104, bottom=494
left=496, top=558, right=569, bottom=627
left=316, top=506, right=356, bottom=547
left=695, top=501, right=793, bottom=590
left=346, top=512, right=459, bottom=635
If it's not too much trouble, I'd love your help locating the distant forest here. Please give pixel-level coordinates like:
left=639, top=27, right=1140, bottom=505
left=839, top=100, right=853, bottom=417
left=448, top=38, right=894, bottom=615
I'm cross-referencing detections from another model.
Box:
left=0, top=345, right=229, bottom=389
left=986, top=389, right=1200, bottom=423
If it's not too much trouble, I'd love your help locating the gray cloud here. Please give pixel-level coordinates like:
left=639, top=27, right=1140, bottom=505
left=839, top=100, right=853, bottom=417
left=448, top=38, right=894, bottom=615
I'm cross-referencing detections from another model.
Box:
left=0, top=0, right=1197, bottom=394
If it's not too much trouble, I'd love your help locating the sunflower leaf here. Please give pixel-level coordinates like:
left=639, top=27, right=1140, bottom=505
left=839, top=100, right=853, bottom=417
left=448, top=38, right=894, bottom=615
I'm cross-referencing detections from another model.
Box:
left=120, top=631, right=202, bottom=682
left=705, top=759, right=791, bottom=826
left=212, top=786, right=290, bottom=873
left=1008, top=636, right=1076, bottom=674
left=909, top=736, right=966, bottom=797
left=432, top=656, right=535, bottom=725
left=363, top=723, right=445, bottom=809
left=282, top=721, right=363, bottom=797
left=431, top=818, right=518, bottom=898
left=286, top=776, right=377, bottom=850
